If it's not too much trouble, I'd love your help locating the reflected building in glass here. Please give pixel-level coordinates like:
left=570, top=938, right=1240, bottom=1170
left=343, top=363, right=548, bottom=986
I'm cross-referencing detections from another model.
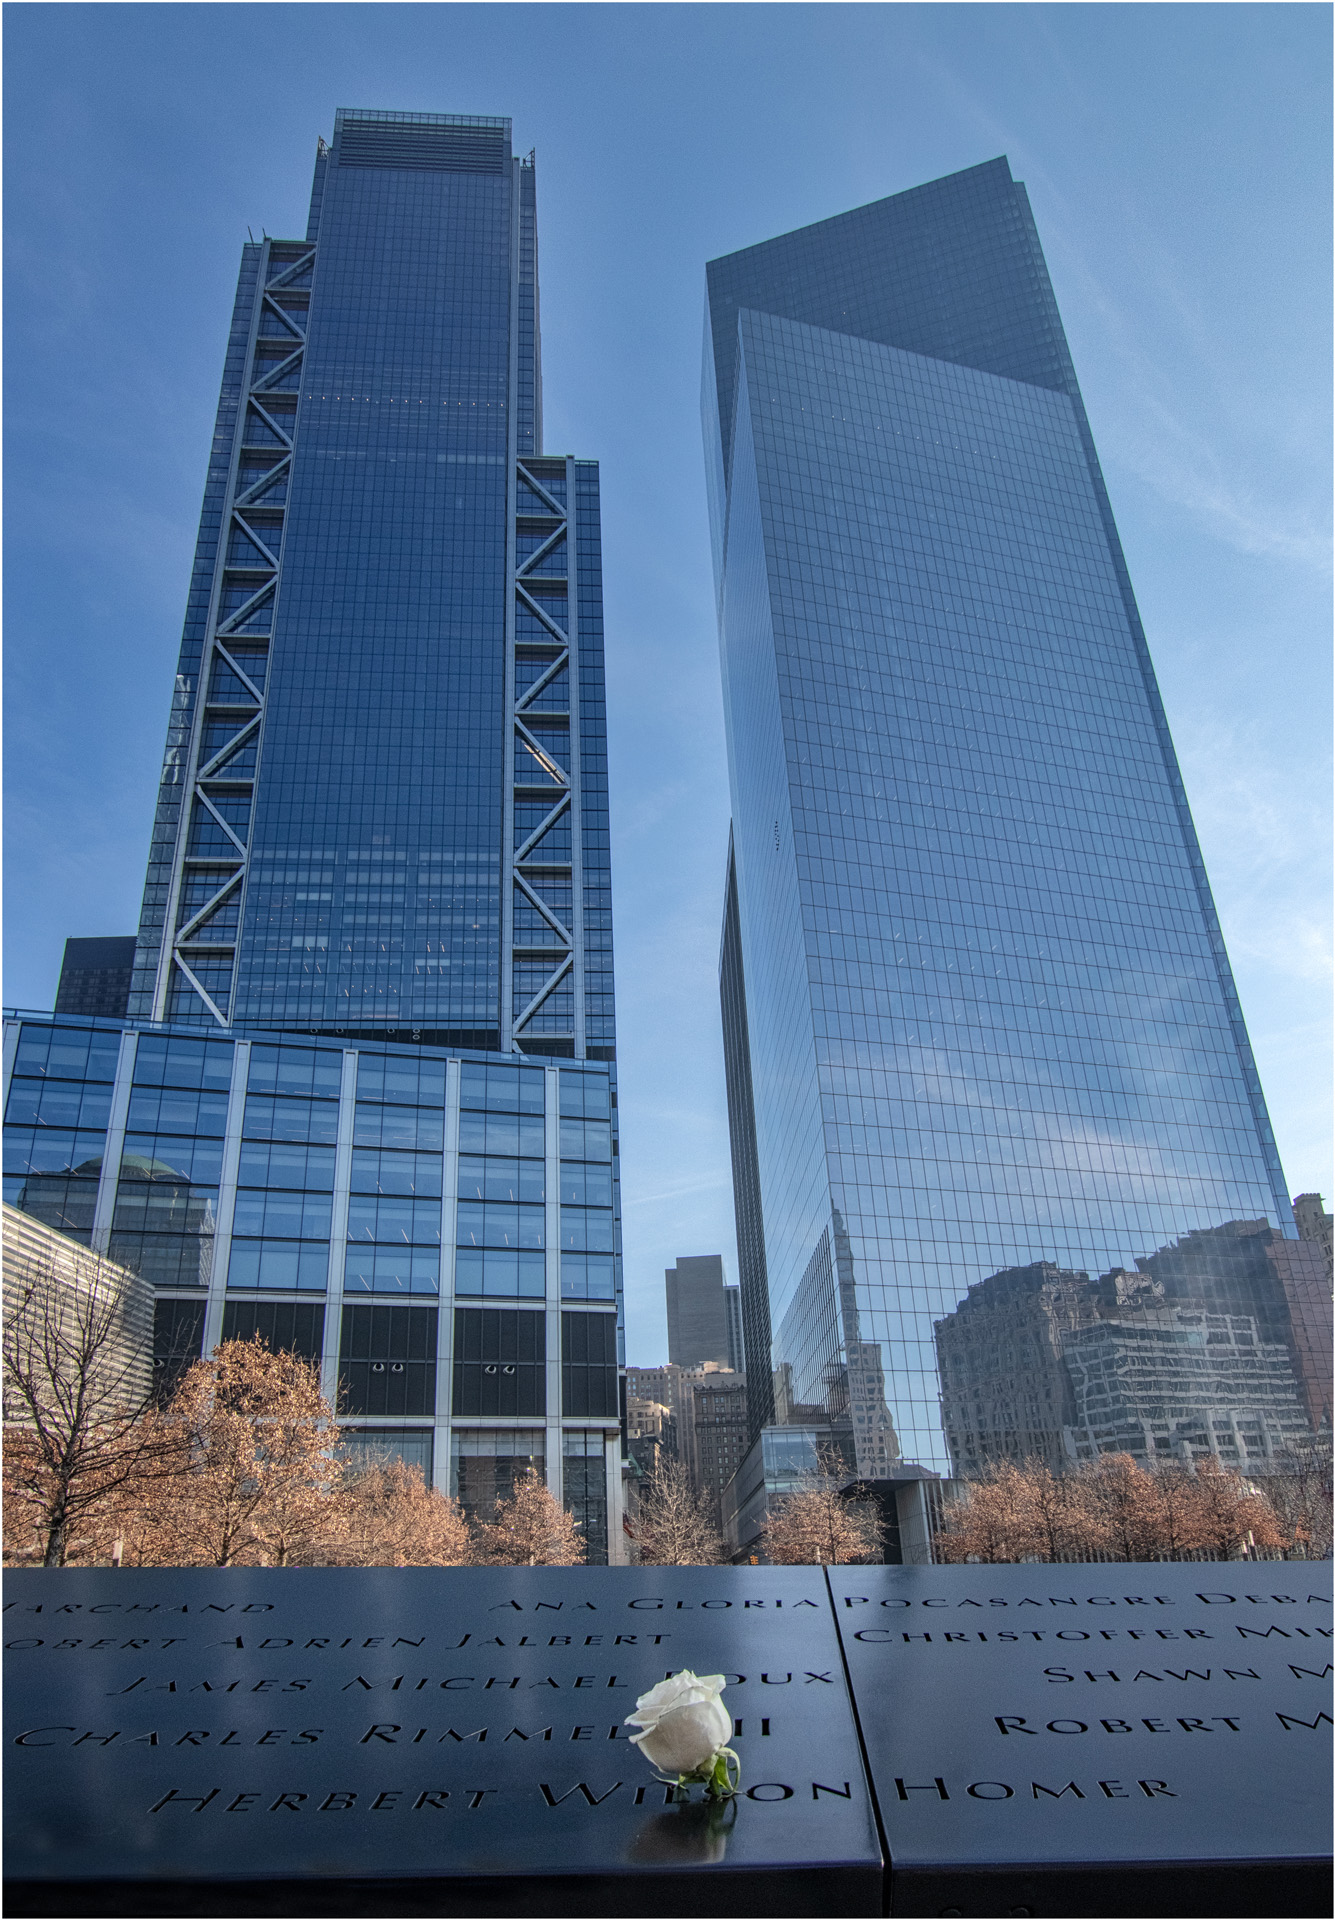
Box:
left=705, top=158, right=1328, bottom=1553
left=5, top=111, right=624, bottom=1559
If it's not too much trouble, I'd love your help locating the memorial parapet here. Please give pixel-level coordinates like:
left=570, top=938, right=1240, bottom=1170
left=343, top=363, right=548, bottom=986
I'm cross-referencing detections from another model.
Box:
left=831, top=1561, right=1333, bottom=1918
left=3, top=1565, right=881, bottom=1917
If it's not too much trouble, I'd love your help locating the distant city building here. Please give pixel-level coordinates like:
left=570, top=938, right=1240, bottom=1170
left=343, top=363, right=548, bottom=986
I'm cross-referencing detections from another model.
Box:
left=625, top=1392, right=678, bottom=1475
left=627, top=1356, right=749, bottom=1521
left=665, top=1255, right=733, bottom=1369
left=54, top=938, right=137, bottom=1019
left=1293, top=1192, right=1333, bottom=1271
left=679, top=1367, right=749, bottom=1522
left=1263, top=1234, right=1333, bottom=1434
left=935, top=1235, right=1318, bottom=1478
left=626, top=1363, right=685, bottom=1423
left=724, top=1283, right=744, bottom=1374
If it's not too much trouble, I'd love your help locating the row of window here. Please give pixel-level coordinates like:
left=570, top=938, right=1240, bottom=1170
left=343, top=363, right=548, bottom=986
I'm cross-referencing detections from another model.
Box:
left=152, top=1299, right=618, bottom=1420
left=8, top=1028, right=613, bottom=1122
left=6, top=1089, right=613, bottom=1166
left=222, top=1240, right=616, bottom=1300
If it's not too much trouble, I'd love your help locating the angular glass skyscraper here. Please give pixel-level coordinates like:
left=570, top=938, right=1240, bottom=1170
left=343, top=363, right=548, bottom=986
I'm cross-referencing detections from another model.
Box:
left=130, top=109, right=613, bottom=1064
left=5, top=111, right=624, bottom=1557
left=706, top=158, right=1328, bottom=1535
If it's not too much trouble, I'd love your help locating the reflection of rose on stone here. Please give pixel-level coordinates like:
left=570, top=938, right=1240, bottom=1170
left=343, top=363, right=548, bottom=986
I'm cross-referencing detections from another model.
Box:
left=627, top=1794, right=737, bottom=1866
left=625, top=1670, right=739, bottom=1799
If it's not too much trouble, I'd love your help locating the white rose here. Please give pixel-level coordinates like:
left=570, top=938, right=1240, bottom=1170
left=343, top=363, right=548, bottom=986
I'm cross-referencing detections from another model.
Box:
left=625, top=1670, right=732, bottom=1777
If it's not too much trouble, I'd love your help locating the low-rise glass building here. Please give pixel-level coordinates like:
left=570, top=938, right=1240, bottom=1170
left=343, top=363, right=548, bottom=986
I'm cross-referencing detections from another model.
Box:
left=2, top=1012, right=624, bottom=1559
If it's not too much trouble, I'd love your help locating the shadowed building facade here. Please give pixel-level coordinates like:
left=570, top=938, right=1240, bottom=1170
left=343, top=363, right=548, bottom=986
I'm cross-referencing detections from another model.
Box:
left=705, top=156, right=1322, bottom=1513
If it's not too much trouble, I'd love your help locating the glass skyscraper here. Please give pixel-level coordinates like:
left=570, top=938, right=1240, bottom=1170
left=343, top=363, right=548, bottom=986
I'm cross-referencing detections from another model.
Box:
left=129, top=108, right=613, bottom=1061
left=5, top=111, right=624, bottom=1558
left=706, top=158, right=1329, bottom=1545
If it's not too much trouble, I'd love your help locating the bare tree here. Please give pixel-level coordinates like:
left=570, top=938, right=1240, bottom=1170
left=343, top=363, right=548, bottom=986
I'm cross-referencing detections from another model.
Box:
left=761, top=1444, right=882, bottom=1566
left=474, top=1465, right=585, bottom=1566
left=1188, top=1457, right=1286, bottom=1561
left=120, top=1338, right=344, bottom=1568
left=1264, top=1433, right=1333, bottom=1561
left=937, top=1462, right=1039, bottom=1564
left=337, top=1459, right=473, bottom=1567
left=3, top=1252, right=164, bottom=1566
left=1015, top=1458, right=1100, bottom=1563
left=632, top=1457, right=724, bottom=1565
left=1083, top=1453, right=1164, bottom=1562
left=1150, top=1462, right=1212, bottom=1560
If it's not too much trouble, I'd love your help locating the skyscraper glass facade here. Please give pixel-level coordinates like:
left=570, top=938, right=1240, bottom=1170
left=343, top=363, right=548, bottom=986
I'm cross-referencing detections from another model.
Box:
left=128, top=110, right=613, bottom=1064
left=7, top=110, right=622, bottom=1557
left=706, top=158, right=1327, bottom=1487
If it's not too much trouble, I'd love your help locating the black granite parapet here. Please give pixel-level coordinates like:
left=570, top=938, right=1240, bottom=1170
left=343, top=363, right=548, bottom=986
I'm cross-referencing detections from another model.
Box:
left=3, top=1565, right=881, bottom=1917
left=829, top=1560, right=1333, bottom=1918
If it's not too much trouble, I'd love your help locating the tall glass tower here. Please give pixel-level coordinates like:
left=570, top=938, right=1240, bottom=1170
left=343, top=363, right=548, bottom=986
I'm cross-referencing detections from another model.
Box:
left=706, top=159, right=1326, bottom=1543
left=5, top=111, right=625, bottom=1558
left=130, top=109, right=614, bottom=1065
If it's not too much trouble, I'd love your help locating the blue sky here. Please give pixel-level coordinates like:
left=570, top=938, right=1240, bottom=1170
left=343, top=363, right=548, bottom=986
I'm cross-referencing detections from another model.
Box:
left=4, top=3, right=1330, bottom=1364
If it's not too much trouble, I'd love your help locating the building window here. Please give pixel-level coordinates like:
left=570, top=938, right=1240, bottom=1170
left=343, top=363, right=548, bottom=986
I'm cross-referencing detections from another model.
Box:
left=459, top=1061, right=545, bottom=1115
left=340, top=1425, right=434, bottom=1487
left=451, top=1427, right=544, bottom=1525
left=452, top=1308, right=545, bottom=1416
left=454, top=1247, right=546, bottom=1299
left=561, top=1310, right=618, bottom=1417
left=339, top=1304, right=438, bottom=1417
left=563, top=1429, right=608, bottom=1565
left=4, top=1025, right=120, bottom=1244
left=221, top=1298, right=324, bottom=1361
left=152, top=1297, right=206, bottom=1405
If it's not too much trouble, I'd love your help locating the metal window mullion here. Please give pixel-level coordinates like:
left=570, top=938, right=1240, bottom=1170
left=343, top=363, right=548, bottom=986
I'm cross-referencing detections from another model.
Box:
left=544, top=1065, right=562, bottom=1500
left=153, top=237, right=272, bottom=1020
left=323, top=1050, right=358, bottom=1409
left=202, top=1039, right=250, bottom=1359
left=434, top=1057, right=461, bottom=1492
left=90, top=1031, right=139, bottom=1255
left=566, top=457, right=586, bottom=1059
left=605, top=1429, right=625, bottom=1565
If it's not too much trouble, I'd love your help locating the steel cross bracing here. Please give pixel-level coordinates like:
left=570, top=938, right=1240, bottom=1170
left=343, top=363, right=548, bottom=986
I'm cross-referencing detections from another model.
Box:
left=504, top=457, right=584, bottom=1056
left=152, top=240, right=315, bottom=1025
